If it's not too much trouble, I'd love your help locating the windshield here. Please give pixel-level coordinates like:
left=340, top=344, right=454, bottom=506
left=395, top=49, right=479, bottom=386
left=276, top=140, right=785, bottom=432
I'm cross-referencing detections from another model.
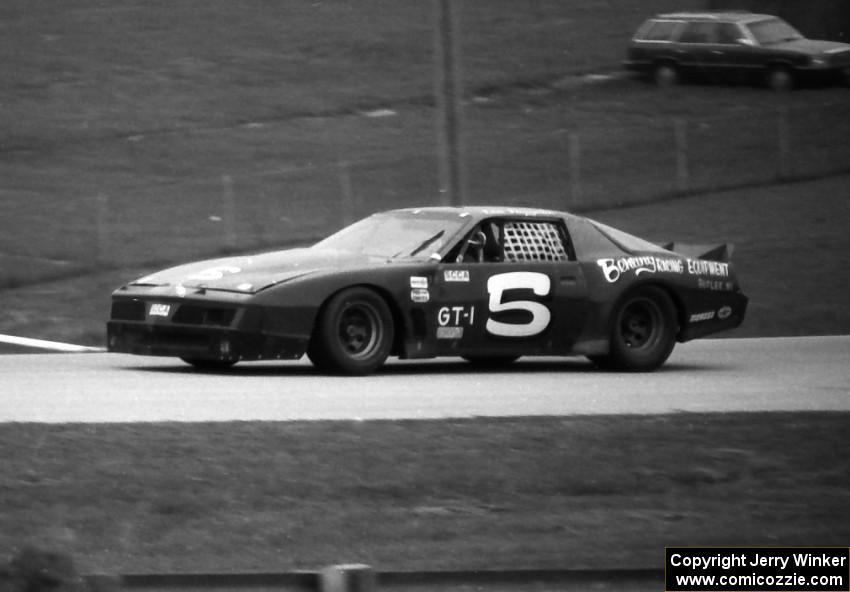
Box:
left=312, top=211, right=468, bottom=259
left=746, top=17, right=803, bottom=45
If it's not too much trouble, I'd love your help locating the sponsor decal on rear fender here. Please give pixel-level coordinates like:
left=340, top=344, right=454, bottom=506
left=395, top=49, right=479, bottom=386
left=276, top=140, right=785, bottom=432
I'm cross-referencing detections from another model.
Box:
left=597, top=256, right=684, bottom=283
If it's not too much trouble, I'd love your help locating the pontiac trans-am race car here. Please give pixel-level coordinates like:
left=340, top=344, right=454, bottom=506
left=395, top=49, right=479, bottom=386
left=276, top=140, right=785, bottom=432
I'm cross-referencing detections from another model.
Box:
left=107, top=206, right=747, bottom=374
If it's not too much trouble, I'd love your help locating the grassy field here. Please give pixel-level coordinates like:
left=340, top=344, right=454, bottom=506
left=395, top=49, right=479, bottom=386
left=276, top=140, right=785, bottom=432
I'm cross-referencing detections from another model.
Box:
left=3, top=414, right=849, bottom=574
left=2, top=0, right=849, bottom=277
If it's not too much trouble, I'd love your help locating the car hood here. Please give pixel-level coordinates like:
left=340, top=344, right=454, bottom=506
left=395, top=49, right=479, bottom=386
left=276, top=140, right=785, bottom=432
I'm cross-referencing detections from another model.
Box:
left=130, top=248, right=380, bottom=293
left=773, top=38, right=850, bottom=55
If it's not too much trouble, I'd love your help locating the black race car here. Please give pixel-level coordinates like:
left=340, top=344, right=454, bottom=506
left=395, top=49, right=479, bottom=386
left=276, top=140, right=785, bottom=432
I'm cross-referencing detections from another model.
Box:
left=107, top=206, right=747, bottom=374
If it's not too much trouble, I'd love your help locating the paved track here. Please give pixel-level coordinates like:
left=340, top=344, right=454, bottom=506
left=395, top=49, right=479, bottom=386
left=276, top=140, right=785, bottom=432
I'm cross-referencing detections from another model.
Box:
left=1, top=336, right=847, bottom=423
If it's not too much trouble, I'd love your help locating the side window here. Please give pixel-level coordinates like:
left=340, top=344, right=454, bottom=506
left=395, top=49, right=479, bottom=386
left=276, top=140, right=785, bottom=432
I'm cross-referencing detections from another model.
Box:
left=716, top=22, right=741, bottom=45
left=448, top=219, right=574, bottom=264
left=502, top=221, right=571, bottom=263
left=640, top=20, right=680, bottom=41
left=678, top=21, right=716, bottom=44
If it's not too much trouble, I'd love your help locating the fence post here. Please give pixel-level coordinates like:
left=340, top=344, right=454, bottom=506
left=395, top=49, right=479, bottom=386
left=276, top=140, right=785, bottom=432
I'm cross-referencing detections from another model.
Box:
left=568, top=131, right=582, bottom=210
left=95, top=193, right=109, bottom=266
left=777, top=106, right=792, bottom=181
left=433, top=0, right=466, bottom=206
left=222, top=174, right=237, bottom=251
left=320, top=564, right=375, bottom=592
left=674, top=118, right=690, bottom=195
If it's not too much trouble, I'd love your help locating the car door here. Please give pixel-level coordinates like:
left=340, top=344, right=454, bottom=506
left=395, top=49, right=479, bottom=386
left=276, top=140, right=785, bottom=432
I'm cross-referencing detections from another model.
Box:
left=429, top=217, right=589, bottom=358
left=704, top=21, right=760, bottom=82
left=673, top=21, right=718, bottom=77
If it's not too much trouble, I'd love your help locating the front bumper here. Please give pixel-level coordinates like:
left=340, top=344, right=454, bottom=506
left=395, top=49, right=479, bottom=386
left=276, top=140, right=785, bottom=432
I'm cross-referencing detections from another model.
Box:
left=107, top=321, right=308, bottom=362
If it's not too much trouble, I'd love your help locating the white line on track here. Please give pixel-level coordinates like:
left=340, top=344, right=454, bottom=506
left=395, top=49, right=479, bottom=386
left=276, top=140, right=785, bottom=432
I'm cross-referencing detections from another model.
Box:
left=0, top=333, right=105, bottom=353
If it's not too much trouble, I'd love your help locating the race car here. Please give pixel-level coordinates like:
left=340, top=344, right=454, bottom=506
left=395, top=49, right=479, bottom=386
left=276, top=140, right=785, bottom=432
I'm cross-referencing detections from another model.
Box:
left=107, top=206, right=747, bottom=374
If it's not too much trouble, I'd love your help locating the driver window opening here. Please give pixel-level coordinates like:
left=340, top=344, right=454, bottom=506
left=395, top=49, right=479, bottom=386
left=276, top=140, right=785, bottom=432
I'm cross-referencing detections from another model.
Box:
left=450, top=219, right=571, bottom=263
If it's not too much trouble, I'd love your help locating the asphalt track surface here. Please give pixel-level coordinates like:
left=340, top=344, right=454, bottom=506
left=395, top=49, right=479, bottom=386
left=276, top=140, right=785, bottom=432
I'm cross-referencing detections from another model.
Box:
left=1, top=335, right=848, bottom=423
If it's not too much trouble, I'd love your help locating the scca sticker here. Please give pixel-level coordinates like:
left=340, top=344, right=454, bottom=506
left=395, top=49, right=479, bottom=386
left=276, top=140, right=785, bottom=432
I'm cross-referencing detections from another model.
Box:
left=444, top=270, right=470, bottom=282
left=486, top=272, right=551, bottom=338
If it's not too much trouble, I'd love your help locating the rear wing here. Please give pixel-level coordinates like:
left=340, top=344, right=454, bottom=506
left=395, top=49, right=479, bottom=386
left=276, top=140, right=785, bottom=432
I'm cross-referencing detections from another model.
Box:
left=662, top=242, right=734, bottom=262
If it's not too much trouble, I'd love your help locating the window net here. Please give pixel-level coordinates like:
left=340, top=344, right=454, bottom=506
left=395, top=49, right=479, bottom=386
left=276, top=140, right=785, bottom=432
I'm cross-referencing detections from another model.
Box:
left=503, top=222, right=569, bottom=262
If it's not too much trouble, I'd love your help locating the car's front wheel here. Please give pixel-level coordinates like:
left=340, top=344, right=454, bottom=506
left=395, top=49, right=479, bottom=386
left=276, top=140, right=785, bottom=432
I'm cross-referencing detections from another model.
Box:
left=653, top=62, right=679, bottom=87
left=594, top=286, right=678, bottom=372
left=308, top=287, right=394, bottom=375
left=766, top=65, right=794, bottom=91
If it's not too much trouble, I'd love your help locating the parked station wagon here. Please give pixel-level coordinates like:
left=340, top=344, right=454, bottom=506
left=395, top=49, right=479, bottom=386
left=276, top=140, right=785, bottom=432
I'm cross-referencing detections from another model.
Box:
left=624, top=11, right=850, bottom=90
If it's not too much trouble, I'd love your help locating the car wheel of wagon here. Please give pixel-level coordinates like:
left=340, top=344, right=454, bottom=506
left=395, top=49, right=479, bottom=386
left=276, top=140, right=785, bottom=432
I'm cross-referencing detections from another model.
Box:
left=653, top=63, right=679, bottom=87
left=605, top=286, right=677, bottom=372
left=180, top=358, right=237, bottom=371
left=308, top=287, right=394, bottom=375
left=766, top=66, right=793, bottom=91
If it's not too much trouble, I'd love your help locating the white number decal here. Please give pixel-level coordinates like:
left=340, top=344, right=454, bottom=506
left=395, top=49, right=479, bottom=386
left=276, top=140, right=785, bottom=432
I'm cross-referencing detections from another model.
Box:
left=188, top=265, right=242, bottom=281
left=485, top=272, right=551, bottom=337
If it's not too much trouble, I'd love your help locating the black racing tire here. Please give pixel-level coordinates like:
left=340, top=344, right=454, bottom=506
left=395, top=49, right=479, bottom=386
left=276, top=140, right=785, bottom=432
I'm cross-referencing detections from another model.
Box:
left=766, top=65, right=794, bottom=91
left=598, top=286, right=678, bottom=372
left=462, top=355, right=520, bottom=368
left=307, top=287, right=394, bottom=375
left=653, top=62, right=679, bottom=87
left=180, top=357, right=238, bottom=370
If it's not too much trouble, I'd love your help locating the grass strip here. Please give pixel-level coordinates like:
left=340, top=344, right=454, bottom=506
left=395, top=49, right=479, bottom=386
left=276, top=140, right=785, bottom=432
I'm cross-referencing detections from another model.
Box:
left=2, top=412, right=848, bottom=573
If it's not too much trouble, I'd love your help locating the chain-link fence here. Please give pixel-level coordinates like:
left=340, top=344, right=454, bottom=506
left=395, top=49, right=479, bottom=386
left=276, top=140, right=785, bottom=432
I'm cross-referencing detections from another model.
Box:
left=2, top=97, right=848, bottom=283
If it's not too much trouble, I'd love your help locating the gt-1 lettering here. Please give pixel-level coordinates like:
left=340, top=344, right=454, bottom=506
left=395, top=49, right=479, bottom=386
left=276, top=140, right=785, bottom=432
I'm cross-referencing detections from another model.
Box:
left=486, top=272, right=551, bottom=338
left=438, top=306, right=475, bottom=326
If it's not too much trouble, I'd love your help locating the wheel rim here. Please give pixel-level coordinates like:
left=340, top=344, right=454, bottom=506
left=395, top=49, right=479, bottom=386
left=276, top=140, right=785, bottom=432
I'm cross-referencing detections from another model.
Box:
left=619, top=297, right=662, bottom=350
left=337, top=301, right=383, bottom=360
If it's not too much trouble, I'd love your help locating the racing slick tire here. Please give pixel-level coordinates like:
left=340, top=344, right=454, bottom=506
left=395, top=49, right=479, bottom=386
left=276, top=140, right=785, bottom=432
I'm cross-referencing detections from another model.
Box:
left=308, top=287, right=394, bottom=375
left=180, top=358, right=238, bottom=370
left=595, top=286, right=677, bottom=372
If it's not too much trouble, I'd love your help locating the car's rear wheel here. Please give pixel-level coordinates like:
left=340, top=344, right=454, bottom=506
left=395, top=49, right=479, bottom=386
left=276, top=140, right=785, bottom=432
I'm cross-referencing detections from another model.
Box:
left=308, top=287, right=394, bottom=375
left=653, top=62, right=679, bottom=87
left=766, top=65, right=794, bottom=91
left=180, top=357, right=237, bottom=370
left=595, top=286, right=678, bottom=372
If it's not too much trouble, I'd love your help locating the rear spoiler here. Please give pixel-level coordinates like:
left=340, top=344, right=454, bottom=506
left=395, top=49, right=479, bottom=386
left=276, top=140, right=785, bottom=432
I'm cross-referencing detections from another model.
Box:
left=661, top=242, right=734, bottom=263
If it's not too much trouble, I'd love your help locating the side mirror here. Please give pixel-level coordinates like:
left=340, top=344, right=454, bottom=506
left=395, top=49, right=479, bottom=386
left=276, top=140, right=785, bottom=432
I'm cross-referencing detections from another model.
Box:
left=736, top=37, right=755, bottom=47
